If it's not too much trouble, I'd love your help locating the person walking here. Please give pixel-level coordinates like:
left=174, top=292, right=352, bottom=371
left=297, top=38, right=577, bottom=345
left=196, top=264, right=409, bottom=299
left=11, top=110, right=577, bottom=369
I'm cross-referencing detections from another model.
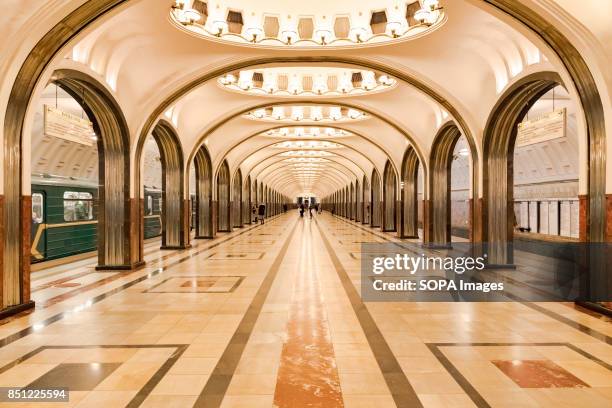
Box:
left=309, top=205, right=313, bottom=218
left=299, top=203, right=305, bottom=217
left=258, top=203, right=266, bottom=224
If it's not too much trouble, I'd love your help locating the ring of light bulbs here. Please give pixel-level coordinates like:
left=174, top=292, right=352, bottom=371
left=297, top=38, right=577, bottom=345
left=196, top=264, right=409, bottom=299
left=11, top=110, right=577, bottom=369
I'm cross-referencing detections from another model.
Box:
left=245, top=106, right=367, bottom=122
left=171, top=1, right=444, bottom=49
left=261, top=127, right=352, bottom=138
left=283, top=158, right=330, bottom=163
left=219, top=69, right=396, bottom=98
left=279, top=150, right=335, bottom=157
left=272, top=141, right=342, bottom=149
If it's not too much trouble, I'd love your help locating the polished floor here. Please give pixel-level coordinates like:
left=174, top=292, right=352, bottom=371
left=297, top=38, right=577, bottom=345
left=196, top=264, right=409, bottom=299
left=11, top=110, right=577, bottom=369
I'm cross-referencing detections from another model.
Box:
left=0, top=213, right=611, bottom=407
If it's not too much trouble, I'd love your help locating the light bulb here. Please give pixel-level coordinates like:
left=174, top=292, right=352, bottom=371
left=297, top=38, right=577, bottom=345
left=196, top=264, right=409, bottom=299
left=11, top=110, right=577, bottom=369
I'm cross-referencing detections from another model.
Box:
left=292, top=106, right=304, bottom=121
left=348, top=109, right=361, bottom=119
left=361, top=71, right=377, bottom=91
left=348, top=27, right=370, bottom=43
left=280, top=30, right=298, bottom=44
left=238, top=71, right=253, bottom=90
left=423, top=0, right=440, bottom=10
left=378, top=75, right=393, bottom=86
left=244, top=26, right=264, bottom=42
left=314, top=29, right=333, bottom=44
left=211, top=20, right=228, bottom=35
left=312, top=74, right=328, bottom=95
left=288, top=74, right=302, bottom=95
left=330, top=107, right=342, bottom=121
left=338, top=72, right=353, bottom=93
left=272, top=107, right=285, bottom=120
left=386, top=21, right=403, bottom=37
left=414, top=8, right=431, bottom=24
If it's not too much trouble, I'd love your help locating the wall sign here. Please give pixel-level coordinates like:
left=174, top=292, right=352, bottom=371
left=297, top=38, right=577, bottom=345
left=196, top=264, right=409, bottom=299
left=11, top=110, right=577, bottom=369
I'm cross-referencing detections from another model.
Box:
left=517, top=108, right=566, bottom=147
left=44, top=105, right=94, bottom=146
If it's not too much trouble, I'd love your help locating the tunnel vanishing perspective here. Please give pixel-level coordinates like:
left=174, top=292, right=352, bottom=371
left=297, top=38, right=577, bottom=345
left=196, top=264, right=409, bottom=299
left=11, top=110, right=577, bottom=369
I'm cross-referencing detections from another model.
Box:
left=0, top=1, right=611, bottom=407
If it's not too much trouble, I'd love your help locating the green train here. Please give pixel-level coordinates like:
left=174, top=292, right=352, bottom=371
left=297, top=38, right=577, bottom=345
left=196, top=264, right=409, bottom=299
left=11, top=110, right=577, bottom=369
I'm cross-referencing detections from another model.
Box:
left=143, top=187, right=163, bottom=241
left=31, top=178, right=163, bottom=263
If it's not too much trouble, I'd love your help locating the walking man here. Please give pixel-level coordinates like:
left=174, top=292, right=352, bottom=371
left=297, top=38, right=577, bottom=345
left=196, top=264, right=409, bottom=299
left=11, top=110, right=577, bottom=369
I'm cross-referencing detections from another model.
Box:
left=258, top=203, right=266, bottom=224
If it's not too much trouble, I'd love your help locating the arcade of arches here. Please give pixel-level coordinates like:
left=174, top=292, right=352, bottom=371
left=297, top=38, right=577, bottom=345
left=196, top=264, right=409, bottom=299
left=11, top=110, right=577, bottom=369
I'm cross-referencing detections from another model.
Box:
left=0, top=1, right=611, bottom=407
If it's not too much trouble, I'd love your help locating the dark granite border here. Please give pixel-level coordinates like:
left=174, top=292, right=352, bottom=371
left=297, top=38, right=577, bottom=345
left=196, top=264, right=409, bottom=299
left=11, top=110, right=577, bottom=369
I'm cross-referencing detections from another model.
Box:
left=331, top=214, right=612, bottom=345
left=0, top=215, right=284, bottom=348
left=315, top=217, right=424, bottom=408
left=193, top=219, right=298, bottom=408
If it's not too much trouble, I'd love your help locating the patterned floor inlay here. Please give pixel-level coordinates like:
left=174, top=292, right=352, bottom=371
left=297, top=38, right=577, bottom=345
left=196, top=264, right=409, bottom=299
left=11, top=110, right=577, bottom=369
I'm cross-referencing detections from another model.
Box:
left=230, top=239, right=275, bottom=245
left=3, top=215, right=611, bottom=408
left=430, top=343, right=612, bottom=408
left=0, top=345, right=186, bottom=407
left=205, top=252, right=265, bottom=260
left=144, top=276, right=245, bottom=293
left=492, top=359, right=589, bottom=388
left=27, top=362, right=121, bottom=391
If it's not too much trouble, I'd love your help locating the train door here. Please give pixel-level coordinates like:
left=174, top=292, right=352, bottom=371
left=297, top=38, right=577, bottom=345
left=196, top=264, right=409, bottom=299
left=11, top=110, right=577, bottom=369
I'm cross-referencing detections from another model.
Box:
left=31, top=191, right=47, bottom=262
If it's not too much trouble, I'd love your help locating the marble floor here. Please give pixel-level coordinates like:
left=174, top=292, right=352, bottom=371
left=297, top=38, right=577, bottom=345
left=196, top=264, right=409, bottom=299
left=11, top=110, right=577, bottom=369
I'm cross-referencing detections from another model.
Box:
left=0, top=213, right=610, bottom=407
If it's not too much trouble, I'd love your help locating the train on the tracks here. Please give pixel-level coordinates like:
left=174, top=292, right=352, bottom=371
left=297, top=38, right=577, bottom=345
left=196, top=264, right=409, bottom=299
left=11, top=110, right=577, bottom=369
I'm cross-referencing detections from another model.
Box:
left=30, top=176, right=166, bottom=263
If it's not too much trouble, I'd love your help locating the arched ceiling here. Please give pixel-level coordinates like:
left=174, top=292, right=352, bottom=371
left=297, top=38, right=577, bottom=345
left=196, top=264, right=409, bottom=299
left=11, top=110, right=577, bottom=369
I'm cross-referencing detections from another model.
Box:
left=5, top=0, right=609, bottom=199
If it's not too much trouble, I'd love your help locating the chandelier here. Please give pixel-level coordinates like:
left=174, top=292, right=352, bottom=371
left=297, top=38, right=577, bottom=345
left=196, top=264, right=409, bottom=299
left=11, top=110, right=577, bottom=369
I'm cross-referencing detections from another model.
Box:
left=262, top=127, right=352, bottom=138
left=171, top=1, right=444, bottom=48
left=245, top=106, right=366, bottom=122
left=279, top=150, right=335, bottom=157
left=272, top=141, right=342, bottom=149
left=219, top=68, right=396, bottom=97
left=283, top=157, right=330, bottom=163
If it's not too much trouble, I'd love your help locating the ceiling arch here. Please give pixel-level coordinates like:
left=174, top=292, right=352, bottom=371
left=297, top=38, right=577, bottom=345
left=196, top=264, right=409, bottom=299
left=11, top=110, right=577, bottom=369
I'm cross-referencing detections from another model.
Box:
left=239, top=148, right=369, bottom=197
left=223, top=134, right=394, bottom=184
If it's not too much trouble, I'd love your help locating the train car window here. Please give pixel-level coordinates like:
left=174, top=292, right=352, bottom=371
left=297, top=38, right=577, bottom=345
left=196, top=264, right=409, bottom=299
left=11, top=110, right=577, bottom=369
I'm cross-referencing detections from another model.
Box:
left=63, top=191, right=94, bottom=222
left=32, top=193, right=44, bottom=224
left=147, top=196, right=153, bottom=215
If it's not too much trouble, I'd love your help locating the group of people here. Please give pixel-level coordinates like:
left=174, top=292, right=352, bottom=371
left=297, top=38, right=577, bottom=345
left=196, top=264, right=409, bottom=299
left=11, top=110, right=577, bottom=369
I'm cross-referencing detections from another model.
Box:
left=251, top=202, right=322, bottom=223
left=251, top=203, right=289, bottom=224
left=299, top=203, right=321, bottom=218
left=252, top=203, right=266, bottom=224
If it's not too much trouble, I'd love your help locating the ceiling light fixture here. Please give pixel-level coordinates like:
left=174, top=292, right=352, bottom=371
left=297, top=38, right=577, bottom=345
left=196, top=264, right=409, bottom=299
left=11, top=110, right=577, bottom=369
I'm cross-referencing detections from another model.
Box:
left=244, top=105, right=366, bottom=123
left=170, top=2, right=445, bottom=48
left=415, top=0, right=442, bottom=26
left=221, top=68, right=395, bottom=97
left=260, top=126, right=351, bottom=138
left=238, top=71, right=253, bottom=90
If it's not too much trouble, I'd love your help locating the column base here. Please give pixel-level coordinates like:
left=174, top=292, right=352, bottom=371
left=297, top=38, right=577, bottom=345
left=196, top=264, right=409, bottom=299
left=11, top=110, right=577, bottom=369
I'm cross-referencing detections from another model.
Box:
left=96, top=261, right=145, bottom=271
left=484, top=263, right=516, bottom=270
left=160, top=245, right=191, bottom=250
left=194, top=236, right=214, bottom=240
left=575, top=301, right=612, bottom=318
left=421, top=243, right=453, bottom=249
left=0, top=300, right=35, bottom=320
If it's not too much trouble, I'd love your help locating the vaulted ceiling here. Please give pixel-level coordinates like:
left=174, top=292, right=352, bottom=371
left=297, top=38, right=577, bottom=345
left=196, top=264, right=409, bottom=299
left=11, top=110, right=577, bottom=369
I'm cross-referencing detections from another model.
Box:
left=4, top=0, right=609, bottom=199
